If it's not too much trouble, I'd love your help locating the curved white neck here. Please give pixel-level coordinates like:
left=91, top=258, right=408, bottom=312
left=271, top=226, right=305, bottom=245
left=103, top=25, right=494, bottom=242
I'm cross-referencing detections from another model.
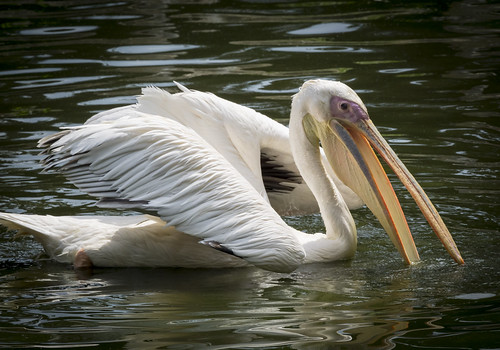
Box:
left=289, top=102, right=357, bottom=258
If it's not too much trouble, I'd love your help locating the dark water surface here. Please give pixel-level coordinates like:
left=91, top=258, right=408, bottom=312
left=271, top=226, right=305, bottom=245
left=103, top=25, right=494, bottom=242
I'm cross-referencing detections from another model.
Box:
left=1, top=1, right=499, bottom=349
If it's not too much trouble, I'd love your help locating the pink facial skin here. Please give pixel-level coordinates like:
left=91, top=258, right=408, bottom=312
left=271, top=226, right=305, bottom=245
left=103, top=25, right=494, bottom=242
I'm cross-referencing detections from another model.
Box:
left=330, top=96, right=369, bottom=123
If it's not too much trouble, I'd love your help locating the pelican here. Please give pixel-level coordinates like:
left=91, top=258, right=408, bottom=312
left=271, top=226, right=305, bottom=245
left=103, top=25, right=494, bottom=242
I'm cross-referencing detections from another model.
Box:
left=0, top=80, right=463, bottom=272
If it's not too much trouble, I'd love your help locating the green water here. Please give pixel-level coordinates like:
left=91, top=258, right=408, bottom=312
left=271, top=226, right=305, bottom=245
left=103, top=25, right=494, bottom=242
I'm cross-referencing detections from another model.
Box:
left=0, top=1, right=499, bottom=349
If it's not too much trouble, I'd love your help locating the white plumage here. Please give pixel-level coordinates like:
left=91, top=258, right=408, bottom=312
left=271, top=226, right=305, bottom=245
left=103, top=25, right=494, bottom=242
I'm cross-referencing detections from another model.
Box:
left=0, top=80, right=464, bottom=272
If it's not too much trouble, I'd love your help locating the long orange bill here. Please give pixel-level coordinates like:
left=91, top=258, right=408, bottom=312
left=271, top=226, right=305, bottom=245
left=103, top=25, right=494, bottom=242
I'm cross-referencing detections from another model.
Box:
left=353, top=119, right=464, bottom=264
left=304, top=112, right=464, bottom=265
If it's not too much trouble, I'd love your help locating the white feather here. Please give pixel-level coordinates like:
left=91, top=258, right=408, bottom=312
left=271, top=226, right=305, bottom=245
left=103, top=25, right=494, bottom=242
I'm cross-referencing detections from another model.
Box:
left=0, top=213, right=249, bottom=268
left=1, top=80, right=371, bottom=272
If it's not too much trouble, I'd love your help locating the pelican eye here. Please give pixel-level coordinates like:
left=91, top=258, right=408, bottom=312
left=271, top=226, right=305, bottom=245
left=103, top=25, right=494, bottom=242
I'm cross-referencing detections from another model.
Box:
left=339, top=102, right=349, bottom=111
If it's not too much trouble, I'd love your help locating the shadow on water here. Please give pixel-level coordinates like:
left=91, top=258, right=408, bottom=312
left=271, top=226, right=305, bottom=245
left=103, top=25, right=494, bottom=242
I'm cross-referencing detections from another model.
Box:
left=0, top=0, right=499, bottom=348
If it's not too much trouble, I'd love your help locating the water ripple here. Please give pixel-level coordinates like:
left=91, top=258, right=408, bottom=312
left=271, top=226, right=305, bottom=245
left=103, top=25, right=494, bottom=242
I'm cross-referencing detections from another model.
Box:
left=0, top=68, right=62, bottom=77
left=271, top=46, right=372, bottom=53
left=71, top=1, right=127, bottom=10
left=13, top=76, right=115, bottom=90
left=39, top=58, right=237, bottom=67
left=288, top=22, right=361, bottom=35
left=78, top=96, right=138, bottom=106
left=226, top=78, right=300, bottom=94
left=108, top=44, right=199, bottom=54
left=20, top=26, right=98, bottom=36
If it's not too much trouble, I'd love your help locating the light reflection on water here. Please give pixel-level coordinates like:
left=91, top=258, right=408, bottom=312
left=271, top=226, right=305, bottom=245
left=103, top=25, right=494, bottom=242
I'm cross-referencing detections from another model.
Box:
left=20, top=26, right=99, bottom=36
left=0, top=0, right=499, bottom=349
left=1, top=259, right=497, bottom=349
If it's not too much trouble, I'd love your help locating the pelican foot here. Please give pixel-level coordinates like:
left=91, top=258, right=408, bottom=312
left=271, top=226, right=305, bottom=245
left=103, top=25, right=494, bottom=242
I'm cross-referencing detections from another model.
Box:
left=74, top=249, right=94, bottom=270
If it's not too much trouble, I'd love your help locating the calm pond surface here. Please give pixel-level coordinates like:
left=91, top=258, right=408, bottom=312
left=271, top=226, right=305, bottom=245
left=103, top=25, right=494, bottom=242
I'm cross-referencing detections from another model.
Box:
left=0, top=0, right=499, bottom=349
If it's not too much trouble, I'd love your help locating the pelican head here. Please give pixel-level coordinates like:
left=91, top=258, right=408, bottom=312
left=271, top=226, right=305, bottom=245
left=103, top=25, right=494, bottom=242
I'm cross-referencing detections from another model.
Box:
left=292, top=79, right=464, bottom=265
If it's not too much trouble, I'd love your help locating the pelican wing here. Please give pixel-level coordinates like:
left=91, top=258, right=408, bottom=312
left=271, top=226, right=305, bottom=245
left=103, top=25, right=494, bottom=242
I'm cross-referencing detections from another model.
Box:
left=85, top=84, right=361, bottom=214
left=38, top=111, right=305, bottom=272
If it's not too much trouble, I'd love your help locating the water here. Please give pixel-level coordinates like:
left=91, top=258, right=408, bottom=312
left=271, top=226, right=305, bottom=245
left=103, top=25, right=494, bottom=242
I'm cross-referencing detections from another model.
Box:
left=0, top=0, right=499, bottom=348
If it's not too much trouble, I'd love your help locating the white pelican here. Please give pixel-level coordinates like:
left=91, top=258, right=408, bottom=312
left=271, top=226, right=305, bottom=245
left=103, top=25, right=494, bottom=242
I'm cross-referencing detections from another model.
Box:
left=0, top=80, right=464, bottom=272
